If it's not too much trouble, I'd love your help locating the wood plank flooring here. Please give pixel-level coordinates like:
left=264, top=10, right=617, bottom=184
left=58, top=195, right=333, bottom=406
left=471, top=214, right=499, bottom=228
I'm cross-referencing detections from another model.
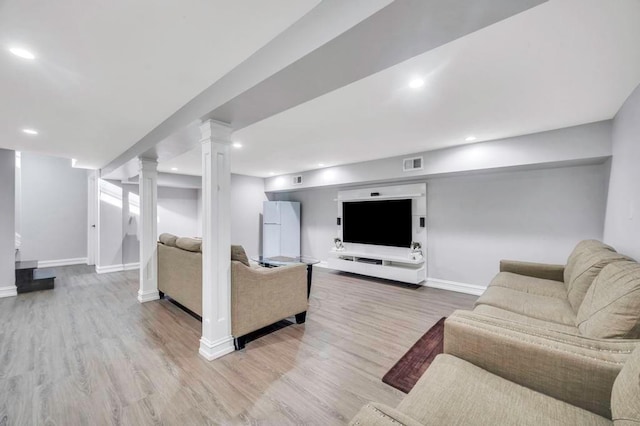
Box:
left=0, top=265, right=476, bottom=425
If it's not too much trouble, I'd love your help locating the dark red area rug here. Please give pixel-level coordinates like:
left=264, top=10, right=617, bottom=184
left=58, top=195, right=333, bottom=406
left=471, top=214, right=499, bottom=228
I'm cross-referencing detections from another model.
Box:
left=382, top=317, right=446, bottom=393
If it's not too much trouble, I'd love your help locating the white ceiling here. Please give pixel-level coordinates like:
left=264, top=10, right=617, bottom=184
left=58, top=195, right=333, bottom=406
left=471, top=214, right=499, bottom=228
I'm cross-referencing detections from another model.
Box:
left=159, top=0, right=640, bottom=178
left=0, top=0, right=320, bottom=168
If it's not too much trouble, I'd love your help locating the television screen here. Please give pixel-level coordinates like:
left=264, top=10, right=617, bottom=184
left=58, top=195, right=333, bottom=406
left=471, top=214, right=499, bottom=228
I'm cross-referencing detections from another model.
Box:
left=342, top=199, right=412, bottom=247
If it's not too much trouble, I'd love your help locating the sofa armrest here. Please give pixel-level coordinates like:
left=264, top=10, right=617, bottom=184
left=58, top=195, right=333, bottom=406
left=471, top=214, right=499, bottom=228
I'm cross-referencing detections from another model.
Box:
left=231, top=262, right=307, bottom=337
left=499, top=260, right=565, bottom=282
left=349, top=403, right=424, bottom=426
left=444, top=310, right=639, bottom=419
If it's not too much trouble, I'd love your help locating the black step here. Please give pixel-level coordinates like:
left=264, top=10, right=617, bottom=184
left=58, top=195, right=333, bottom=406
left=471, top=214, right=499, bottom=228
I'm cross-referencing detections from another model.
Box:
left=15, top=262, right=56, bottom=293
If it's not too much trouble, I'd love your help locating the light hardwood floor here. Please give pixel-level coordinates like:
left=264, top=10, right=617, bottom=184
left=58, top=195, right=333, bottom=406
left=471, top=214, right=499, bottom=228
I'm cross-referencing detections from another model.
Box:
left=0, top=265, right=476, bottom=425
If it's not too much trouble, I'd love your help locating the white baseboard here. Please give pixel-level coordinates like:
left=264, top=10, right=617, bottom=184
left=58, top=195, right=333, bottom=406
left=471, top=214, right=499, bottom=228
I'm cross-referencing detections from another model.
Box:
left=314, top=261, right=330, bottom=269
left=0, top=285, right=17, bottom=298
left=96, top=263, right=140, bottom=274
left=199, top=336, right=235, bottom=361
left=426, top=278, right=485, bottom=296
left=124, top=263, right=140, bottom=271
left=38, top=257, right=88, bottom=268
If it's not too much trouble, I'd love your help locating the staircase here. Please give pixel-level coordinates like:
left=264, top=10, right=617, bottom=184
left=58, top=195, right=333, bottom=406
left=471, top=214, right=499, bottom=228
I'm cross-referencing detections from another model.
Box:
left=15, top=260, right=56, bottom=293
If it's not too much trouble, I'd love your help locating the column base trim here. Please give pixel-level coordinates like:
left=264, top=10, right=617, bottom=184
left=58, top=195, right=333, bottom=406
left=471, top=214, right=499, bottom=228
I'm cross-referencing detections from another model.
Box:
left=199, top=335, right=235, bottom=361
left=0, top=285, right=17, bottom=298
left=137, top=289, right=160, bottom=303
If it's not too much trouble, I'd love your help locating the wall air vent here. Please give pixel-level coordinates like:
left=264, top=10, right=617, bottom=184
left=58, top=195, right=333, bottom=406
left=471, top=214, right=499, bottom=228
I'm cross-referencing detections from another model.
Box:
left=403, top=156, right=423, bottom=172
left=292, top=175, right=303, bottom=185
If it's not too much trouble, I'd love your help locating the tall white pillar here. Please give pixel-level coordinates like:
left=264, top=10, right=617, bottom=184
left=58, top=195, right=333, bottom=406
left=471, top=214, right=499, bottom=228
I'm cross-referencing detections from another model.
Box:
left=199, top=120, right=234, bottom=360
left=0, top=149, right=16, bottom=298
left=137, top=158, right=159, bottom=303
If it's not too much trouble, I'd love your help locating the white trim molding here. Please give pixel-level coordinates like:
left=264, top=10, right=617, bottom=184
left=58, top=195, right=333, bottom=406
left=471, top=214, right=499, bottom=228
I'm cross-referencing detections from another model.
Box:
left=0, top=285, right=17, bottom=298
left=38, top=257, right=88, bottom=268
left=426, top=278, right=485, bottom=296
left=124, top=263, right=140, bottom=271
left=137, top=288, right=160, bottom=303
left=95, top=263, right=140, bottom=274
left=199, top=336, right=235, bottom=361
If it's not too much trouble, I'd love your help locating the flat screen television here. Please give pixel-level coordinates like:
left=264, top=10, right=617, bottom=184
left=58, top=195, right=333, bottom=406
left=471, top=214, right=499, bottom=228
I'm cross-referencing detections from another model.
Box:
left=342, top=199, right=412, bottom=247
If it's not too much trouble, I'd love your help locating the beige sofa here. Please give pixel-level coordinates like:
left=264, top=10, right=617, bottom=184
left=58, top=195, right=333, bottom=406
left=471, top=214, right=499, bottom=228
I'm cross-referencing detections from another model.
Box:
left=349, top=345, right=640, bottom=425
left=443, top=240, right=640, bottom=418
left=350, top=240, right=640, bottom=424
left=157, top=234, right=308, bottom=349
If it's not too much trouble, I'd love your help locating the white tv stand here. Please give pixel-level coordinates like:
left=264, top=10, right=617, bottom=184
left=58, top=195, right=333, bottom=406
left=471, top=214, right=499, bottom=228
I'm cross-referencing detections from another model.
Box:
left=327, top=250, right=425, bottom=284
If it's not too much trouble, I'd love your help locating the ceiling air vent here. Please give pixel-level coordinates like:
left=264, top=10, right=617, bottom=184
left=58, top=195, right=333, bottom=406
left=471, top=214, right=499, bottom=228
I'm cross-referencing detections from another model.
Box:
left=403, top=156, right=423, bottom=172
left=292, top=175, right=303, bottom=185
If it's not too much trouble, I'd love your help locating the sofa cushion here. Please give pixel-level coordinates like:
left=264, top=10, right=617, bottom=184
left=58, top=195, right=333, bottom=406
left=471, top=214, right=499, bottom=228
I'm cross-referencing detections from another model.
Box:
left=158, top=233, right=178, bottom=247
left=396, top=354, right=610, bottom=426
left=612, top=346, right=640, bottom=425
left=564, top=240, right=616, bottom=282
left=473, top=305, right=579, bottom=334
left=565, top=246, right=629, bottom=313
left=576, top=261, right=640, bottom=339
left=489, top=272, right=567, bottom=299
left=475, top=286, right=576, bottom=326
left=175, top=237, right=202, bottom=252
left=231, top=245, right=250, bottom=267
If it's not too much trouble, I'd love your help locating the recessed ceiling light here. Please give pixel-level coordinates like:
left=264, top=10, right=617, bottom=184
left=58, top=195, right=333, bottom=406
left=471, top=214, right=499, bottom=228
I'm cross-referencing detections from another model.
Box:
left=408, top=78, right=424, bottom=89
left=71, top=158, right=78, bottom=167
left=269, top=172, right=275, bottom=176
left=9, top=47, right=35, bottom=60
left=465, top=136, right=477, bottom=142
left=171, top=167, right=178, bottom=171
left=232, top=142, right=242, bottom=148
left=22, top=128, right=38, bottom=135
left=318, top=163, right=325, bottom=167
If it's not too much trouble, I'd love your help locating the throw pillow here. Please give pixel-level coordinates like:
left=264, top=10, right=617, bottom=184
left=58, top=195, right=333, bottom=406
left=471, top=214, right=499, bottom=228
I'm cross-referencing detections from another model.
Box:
left=176, top=237, right=202, bottom=252
left=158, top=233, right=178, bottom=247
left=576, top=261, right=640, bottom=339
left=231, top=245, right=250, bottom=267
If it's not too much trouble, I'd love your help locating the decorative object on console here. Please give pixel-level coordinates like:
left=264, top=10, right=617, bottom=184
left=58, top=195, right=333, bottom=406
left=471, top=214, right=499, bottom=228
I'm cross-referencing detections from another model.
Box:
left=410, top=241, right=423, bottom=260
left=334, top=237, right=345, bottom=251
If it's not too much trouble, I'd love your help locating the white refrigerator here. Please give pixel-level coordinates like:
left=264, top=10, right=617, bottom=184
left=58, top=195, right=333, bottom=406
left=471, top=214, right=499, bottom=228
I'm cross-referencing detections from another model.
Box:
left=262, top=201, right=300, bottom=258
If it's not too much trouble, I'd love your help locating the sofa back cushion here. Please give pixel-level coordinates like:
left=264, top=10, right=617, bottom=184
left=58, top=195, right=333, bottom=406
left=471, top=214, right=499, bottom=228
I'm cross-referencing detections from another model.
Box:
left=564, top=240, right=615, bottom=283
left=576, top=261, right=640, bottom=339
left=612, top=345, right=640, bottom=425
left=564, top=242, right=628, bottom=311
left=231, top=245, right=250, bottom=267
left=176, top=237, right=202, bottom=252
left=159, top=233, right=178, bottom=247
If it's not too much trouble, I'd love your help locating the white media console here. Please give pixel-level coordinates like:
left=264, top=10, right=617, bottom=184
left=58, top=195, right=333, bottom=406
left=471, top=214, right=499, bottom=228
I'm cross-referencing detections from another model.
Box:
left=327, top=250, right=425, bottom=284
left=327, top=183, right=427, bottom=285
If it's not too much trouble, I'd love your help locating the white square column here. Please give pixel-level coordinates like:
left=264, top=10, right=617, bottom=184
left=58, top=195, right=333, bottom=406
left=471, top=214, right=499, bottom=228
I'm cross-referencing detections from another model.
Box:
left=199, top=120, right=235, bottom=360
left=137, top=158, right=160, bottom=303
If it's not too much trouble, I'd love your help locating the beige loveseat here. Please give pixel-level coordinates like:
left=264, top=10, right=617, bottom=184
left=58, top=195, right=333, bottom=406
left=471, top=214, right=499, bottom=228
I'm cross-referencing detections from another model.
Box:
left=349, top=345, right=640, bottom=425
left=444, top=240, right=640, bottom=419
left=157, top=234, right=308, bottom=349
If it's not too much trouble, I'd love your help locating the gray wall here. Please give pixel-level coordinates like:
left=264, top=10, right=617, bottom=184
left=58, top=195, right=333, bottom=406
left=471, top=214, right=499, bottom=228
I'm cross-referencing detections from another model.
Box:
left=274, top=163, right=609, bottom=288
left=265, top=121, right=612, bottom=192
left=604, top=84, right=640, bottom=260
left=426, top=164, right=608, bottom=286
left=158, top=187, right=199, bottom=237
left=99, top=182, right=200, bottom=267
left=20, top=153, right=88, bottom=262
left=0, top=149, right=15, bottom=290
